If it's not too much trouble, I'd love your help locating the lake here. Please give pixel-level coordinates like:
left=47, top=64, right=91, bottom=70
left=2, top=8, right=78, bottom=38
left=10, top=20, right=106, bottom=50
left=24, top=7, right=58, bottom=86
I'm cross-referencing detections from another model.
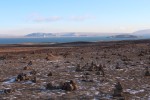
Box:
left=0, top=36, right=149, bottom=44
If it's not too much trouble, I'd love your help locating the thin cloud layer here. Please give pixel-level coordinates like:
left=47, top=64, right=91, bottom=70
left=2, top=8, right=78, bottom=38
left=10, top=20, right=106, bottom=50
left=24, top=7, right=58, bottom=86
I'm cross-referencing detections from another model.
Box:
left=28, top=13, right=62, bottom=22
left=28, top=13, right=95, bottom=22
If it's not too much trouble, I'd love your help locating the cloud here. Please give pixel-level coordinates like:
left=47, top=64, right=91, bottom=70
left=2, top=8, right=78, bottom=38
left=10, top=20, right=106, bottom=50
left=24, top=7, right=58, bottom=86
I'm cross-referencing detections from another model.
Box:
left=28, top=13, right=62, bottom=22
left=70, top=15, right=96, bottom=21
left=27, top=13, right=95, bottom=22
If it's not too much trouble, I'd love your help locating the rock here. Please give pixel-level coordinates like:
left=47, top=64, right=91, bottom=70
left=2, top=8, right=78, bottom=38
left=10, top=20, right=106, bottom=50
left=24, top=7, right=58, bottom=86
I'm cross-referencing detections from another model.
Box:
left=96, top=57, right=99, bottom=60
left=95, top=71, right=101, bottom=75
left=30, top=70, right=37, bottom=75
left=0, top=56, right=6, bottom=60
left=144, top=67, right=150, bottom=76
left=47, top=72, right=52, bottom=76
left=115, top=63, right=121, bottom=69
left=0, top=78, right=3, bottom=82
left=95, top=64, right=105, bottom=76
left=28, top=61, right=33, bottom=66
left=32, top=77, right=37, bottom=83
left=113, top=82, right=123, bottom=97
left=84, top=72, right=90, bottom=75
left=62, top=80, right=77, bottom=91
left=145, top=70, right=150, bottom=76
left=80, top=57, right=84, bottom=60
left=64, top=61, right=70, bottom=63
left=75, top=64, right=82, bottom=72
left=87, top=62, right=95, bottom=71
left=4, top=89, right=12, bottom=94
left=23, top=66, right=31, bottom=70
left=45, top=54, right=59, bottom=61
left=81, top=76, right=94, bottom=82
left=55, top=65, right=59, bottom=68
left=16, top=73, right=29, bottom=81
left=62, top=82, right=73, bottom=91
left=115, top=82, right=123, bottom=91
left=46, top=83, right=54, bottom=90
left=70, top=80, right=77, bottom=90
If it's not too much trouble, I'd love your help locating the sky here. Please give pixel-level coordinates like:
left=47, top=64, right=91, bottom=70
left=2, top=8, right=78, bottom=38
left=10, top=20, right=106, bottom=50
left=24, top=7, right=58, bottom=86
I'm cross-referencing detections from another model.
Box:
left=0, top=0, right=150, bottom=36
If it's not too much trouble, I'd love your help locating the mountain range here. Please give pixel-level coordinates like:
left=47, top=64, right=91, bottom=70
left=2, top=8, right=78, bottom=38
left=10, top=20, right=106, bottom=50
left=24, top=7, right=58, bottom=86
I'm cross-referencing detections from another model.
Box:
left=25, top=33, right=56, bottom=37
left=3, top=29, right=149, bottom=38
left=108, top=34, right=140, bottom=38
left=24, top=32, right=93, bottom=37
left=133, top=29, right=150, bottom=36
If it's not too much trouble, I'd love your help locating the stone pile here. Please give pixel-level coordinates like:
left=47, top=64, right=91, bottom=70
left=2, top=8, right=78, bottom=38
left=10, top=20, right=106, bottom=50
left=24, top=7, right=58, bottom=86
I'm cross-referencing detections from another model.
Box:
left=16, top=73, right=30, bottom=81
left=113, top=82, right=124, bottom=99
left=144, top=67, right=150, bottom=76
left=46, top=80, right=77, bottom=91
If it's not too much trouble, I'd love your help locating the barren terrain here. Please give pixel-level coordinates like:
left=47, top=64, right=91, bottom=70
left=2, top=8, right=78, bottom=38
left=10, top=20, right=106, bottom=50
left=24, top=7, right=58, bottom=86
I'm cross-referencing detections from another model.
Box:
left=0, top=40, right=150, bottom=100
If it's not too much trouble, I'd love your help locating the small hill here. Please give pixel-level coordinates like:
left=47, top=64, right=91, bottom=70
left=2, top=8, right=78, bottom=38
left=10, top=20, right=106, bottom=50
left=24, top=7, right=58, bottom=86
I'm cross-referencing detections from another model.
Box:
left=133, top=29, right=150, bottom=36
left=109, top=34, right=139, bottom=38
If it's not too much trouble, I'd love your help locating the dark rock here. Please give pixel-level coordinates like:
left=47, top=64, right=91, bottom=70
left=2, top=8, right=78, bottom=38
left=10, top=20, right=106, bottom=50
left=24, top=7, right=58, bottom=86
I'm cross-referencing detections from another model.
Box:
left=145, top=71, right=150, bottom=76
left=62, top=82, right=73, bottom=91
left=4, top=89, right=12, bottom=94
left=30, top=70, right=37, bottom=75
left=64, top=61, right=70, bottom=63
left=96, top=57, right=99, bottom=60
left=62, top=80, right=77, bottom=91
left=80, top=57, right=84, bottom=60
left=75, top=64, right=82, bottom=72
left=81, top=76, right=94, bottom=82
left=16, top=73, right=29, bottom=81
left=95, top=71, right=101, bottom=75
left=46, top=83, right=54, bottom=90
left=23, top=66, right=31, bottom=70
left=95, top=64, right=105, bottom=76
left=0, top=56, right=6, bottom=60
left=115, top=63, right=120, bottom=69
left=113, top=82, right=123, bottom=97
left=84, top=72, right=90, bottom=75
left=55, top=65, right=60, bottom=68
left=28, top=61, right=33, bottom=66
left=32, top=77, right=37, bottom=83
left=47, top=72, right=52, bottom=76
left=87, top=62, right=95, bottom=71
left=145, top=67, right=150, bottom=76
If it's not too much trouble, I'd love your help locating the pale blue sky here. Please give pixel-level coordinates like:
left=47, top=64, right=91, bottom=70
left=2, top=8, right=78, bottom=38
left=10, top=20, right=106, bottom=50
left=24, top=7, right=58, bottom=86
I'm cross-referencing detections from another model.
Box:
left=0, top=0, right=150, bottom=35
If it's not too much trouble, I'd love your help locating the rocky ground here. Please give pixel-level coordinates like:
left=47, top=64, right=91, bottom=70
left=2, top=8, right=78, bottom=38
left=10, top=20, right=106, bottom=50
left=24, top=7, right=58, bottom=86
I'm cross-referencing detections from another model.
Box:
left=0, top=40, right=150, bottom=100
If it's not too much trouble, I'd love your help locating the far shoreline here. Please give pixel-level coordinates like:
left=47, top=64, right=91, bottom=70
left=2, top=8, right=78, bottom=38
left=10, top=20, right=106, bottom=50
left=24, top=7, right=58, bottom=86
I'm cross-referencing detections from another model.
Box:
left=0, top=38, right=150, bottom=47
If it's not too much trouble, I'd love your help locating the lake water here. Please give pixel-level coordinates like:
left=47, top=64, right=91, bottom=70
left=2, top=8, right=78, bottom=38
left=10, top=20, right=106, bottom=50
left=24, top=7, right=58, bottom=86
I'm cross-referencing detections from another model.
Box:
left=0, top=36, right=149, bottom=44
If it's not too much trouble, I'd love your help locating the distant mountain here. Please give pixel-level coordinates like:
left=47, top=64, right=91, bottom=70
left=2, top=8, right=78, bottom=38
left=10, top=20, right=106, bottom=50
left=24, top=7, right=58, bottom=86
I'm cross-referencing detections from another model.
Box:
left=109, top=34, right=139, bottom=38
left=25, top=33, right=56, bottom=37
left=133, top=29, right=150, bottom=36
left=25, top=32, right=89, bottom=37
left=24, top=30, right=150, bottom=38
left=60, top=33, right=77, bottom=37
